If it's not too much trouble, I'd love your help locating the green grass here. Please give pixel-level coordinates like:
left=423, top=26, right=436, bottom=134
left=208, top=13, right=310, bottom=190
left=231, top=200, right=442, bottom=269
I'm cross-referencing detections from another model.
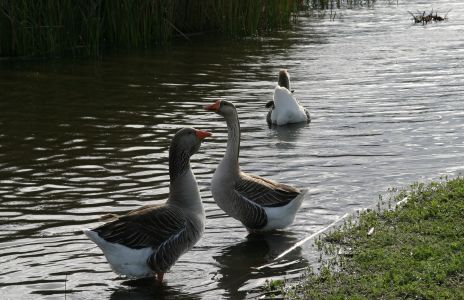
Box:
left=265, top=176, right=464, bottom=299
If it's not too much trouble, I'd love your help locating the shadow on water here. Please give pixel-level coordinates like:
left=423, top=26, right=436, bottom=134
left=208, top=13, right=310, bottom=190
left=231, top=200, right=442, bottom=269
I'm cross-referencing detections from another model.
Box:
left=110, top=278, right=201, bottom=300
left=213, top=232, right=307, bottom=299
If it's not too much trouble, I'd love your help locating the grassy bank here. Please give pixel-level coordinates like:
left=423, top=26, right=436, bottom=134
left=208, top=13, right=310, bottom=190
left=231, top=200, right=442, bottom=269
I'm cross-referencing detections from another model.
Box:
left=266, top=177, right=464, bottom=299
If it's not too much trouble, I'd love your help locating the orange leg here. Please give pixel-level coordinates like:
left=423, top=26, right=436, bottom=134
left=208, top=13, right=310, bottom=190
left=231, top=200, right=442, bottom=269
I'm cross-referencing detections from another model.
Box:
left=156, top=272, right=164, bottom=284
left=247, top=228, right=259, bottom=234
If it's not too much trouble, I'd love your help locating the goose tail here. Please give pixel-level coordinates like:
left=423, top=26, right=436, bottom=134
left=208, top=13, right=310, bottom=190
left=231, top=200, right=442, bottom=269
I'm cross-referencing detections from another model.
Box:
left=263, top=188, right=308, bottom=230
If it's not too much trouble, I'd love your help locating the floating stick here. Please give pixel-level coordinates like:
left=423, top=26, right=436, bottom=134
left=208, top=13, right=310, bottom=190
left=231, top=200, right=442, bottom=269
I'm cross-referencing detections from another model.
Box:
left=274, top=213, right=350, bottom=261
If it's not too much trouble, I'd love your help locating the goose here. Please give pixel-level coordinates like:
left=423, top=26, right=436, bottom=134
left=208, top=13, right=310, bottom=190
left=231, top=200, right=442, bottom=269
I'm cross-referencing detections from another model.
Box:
left=84, top=127, right=211, bottom=283
left=266, top=69, right=310, bottom=126
left=205, top=100, right=307, bottom=232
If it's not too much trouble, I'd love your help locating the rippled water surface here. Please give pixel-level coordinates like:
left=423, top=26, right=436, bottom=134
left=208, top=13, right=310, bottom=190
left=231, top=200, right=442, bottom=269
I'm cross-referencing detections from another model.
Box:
left=1, top=1, right=464, bottom=299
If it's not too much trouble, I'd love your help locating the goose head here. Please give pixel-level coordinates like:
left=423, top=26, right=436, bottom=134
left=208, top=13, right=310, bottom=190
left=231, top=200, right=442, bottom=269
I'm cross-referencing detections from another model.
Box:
left=278, top=69, right=291, bottom=91
left=204, top=100, right=237, bottom=118
left=170, top=127, right=212, bottom=157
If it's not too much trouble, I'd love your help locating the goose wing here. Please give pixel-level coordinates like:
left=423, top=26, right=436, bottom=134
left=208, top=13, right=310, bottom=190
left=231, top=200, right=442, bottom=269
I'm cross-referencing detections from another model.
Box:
left=93, top=204, right=186, bottom=249
left=305, top=108, right=311, bottom=123
left=266, top=110, right=272, bottom=126
left=235, top=172, right=300, bottom=208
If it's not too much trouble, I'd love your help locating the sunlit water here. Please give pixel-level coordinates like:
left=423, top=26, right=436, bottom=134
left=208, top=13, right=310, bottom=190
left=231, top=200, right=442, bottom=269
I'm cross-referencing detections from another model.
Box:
left=1, top=1, right=463, bottom=299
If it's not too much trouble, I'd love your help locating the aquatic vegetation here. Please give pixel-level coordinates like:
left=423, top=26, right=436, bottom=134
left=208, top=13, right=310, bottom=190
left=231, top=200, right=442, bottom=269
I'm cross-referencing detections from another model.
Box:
left=0, top=0, right=301, bottom=57
left=0, top=0, right=383, bottom=57
left=264, top=177, right=464, bottom=299
left=408, top=10, right=450, bottom=24
left=304, top=0, right=376, bottom=10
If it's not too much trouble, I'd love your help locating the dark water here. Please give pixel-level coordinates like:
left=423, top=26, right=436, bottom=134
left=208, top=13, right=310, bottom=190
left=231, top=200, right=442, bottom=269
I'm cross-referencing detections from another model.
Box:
left=1, top=1, right=463, bottom=299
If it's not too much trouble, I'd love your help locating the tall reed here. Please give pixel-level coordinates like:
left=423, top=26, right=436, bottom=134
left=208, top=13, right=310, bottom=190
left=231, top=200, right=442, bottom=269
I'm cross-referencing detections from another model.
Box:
left=305, top=0, right=374, bottom=10
left=3, top=0, right=365, bottom=57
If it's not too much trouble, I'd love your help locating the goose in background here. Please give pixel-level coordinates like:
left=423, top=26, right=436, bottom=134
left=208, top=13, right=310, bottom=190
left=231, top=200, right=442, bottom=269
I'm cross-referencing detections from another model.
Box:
left=205, top=100, right=307, bottom=233
left=266, top=69, right=310, bottom=126
left=84, top=128, right=211, bottom=283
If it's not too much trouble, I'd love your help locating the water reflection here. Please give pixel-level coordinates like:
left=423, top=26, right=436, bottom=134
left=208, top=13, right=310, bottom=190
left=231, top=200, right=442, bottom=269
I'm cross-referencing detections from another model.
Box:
left=1, top=1, right=464, bottom=299
left=110, top=278, right=201, bottom=300
left=269, top=122, right=309, bottom=144
left=214, top=232, right=305, bottom=298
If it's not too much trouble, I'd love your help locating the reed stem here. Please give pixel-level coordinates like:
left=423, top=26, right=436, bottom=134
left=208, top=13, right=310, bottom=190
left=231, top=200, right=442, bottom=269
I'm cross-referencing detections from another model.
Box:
left=0, top=0, right=372, bottom=57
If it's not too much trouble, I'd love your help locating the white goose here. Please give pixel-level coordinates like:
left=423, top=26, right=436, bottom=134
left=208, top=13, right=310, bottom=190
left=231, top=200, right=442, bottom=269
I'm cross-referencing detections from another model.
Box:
left=205, top=100, right=307, bottom=232
left=84, top=128, right=211, bottom=283
left=266, top=69, right=310, bottom=126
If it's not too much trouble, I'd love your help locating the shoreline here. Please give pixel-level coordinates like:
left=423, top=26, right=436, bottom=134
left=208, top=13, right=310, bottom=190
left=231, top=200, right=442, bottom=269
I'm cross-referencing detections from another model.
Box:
left=265, top=176, right=464, bottom=299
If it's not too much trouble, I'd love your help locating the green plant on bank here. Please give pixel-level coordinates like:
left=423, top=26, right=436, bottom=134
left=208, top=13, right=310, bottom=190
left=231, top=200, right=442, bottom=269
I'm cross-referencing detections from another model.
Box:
left=265, top=176, right=464, bottom=299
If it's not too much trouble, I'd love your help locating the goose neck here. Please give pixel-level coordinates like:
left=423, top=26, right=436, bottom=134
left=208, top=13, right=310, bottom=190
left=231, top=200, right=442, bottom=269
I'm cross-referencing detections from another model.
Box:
left=169, top=146, right=190, bottom=184
left=168, top=168, right=203, bottom=214
left=223, top=112, right=240, bottom=171
left=167, top=142, right=203, bottom=215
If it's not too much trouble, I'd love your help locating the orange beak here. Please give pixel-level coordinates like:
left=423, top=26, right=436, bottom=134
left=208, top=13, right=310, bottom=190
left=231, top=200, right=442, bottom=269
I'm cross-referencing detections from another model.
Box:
left=204, top=100, right=221, bottom=112
left=195, top=129, right=212, bottom=140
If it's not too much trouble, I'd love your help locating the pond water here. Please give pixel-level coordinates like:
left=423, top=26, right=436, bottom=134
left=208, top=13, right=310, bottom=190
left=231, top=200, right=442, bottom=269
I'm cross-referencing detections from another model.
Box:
left=1, top=1, right=463, bottom=299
